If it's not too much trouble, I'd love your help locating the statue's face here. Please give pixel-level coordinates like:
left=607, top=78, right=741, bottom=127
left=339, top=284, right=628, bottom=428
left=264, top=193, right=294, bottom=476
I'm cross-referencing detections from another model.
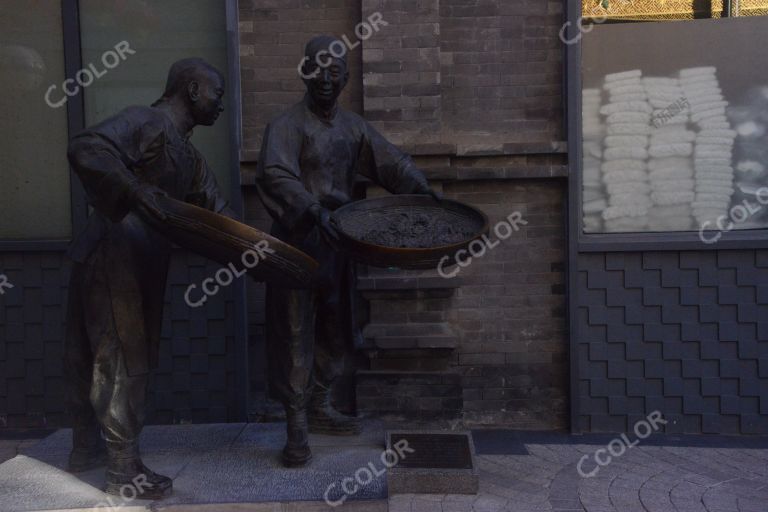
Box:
left=303, top=55, right=348, bottom=109
left=190, top=69, right=225, bottom=126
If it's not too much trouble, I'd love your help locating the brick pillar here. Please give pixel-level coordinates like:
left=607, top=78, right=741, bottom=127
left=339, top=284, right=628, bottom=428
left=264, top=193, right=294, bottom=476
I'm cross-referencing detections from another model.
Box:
left=355, top=266, right=464, bottom=421
left=361, top=0, right=442, bottom=145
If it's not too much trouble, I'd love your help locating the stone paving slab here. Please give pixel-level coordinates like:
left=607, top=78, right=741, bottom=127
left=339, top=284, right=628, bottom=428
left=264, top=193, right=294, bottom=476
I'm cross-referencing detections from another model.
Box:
left=0, top=422, right=389, bottom=512
left=16, top=501, right=387, bottom=512
left=3, top=425, right=768, bottom=512
left=393, top=431, right=768, bottom=512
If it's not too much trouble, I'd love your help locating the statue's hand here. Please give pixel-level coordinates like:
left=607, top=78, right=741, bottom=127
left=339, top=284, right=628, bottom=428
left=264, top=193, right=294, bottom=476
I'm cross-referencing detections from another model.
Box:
left=415, top=183, right=443, bottom=202
left=132, top=183, right=168, bottom=222
left=309, top=204, right=340, bottom=248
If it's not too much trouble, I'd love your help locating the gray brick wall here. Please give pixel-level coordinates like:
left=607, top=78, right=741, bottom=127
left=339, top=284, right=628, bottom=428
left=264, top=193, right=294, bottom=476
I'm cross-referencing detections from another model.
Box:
left=361, top=0, right=564, bottom=148
left=237, top=0, right=570, bottom=429
left=444, top=177, right=568, bottom=429
left=240, top=0, right=566, bottom=152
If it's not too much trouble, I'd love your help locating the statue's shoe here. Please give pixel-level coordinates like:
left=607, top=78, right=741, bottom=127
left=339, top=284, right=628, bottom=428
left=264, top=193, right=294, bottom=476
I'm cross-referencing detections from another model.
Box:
left=105, top=459, right=172, bottom=500
left=282, top=443, right=313, bottom=468
left=68, top=445, right=107, bottom=473
left=308, top=385, right=362, bottom=435
left=283, top=407, right=313, bottom=467
left=308, top=406, right=361, bottom=436
left=69, top=425, right=107, bottom=472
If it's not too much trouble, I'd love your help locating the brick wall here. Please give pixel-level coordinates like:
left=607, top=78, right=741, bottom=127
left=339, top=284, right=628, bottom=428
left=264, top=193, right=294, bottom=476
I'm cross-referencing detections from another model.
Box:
left=239, top=0, right=565, bottom=152
left=238, top=0, right=569, bottom=428
left=444, top=177, right=568, bottom=429
left=361, top=0, right=564, bottom=147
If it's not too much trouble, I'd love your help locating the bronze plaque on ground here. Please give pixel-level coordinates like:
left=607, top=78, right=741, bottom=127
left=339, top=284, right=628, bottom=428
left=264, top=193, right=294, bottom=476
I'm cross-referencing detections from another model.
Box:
left=385, top=430, right=478, bottom=495
left=390, top=433, right=473, bottom=469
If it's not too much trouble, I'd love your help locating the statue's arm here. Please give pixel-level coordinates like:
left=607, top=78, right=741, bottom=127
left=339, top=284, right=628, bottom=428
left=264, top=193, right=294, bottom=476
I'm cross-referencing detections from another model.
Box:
left=357, top=120, right=432, bottom=196
left=186, top=152, right=238, bottom=219
left=67, top=110, right=162, bottom=222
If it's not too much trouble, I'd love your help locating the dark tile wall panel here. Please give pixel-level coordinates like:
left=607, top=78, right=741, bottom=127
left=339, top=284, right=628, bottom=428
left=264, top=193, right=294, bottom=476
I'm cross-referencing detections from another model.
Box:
left=576, top=250, right=768, bottom=435
left=0, top=250, right=240, bottom=429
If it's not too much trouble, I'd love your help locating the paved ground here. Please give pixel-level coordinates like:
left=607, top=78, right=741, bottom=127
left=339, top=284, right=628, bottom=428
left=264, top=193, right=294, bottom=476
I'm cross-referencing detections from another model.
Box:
left=394, top=431, right=768, bottom=512
left=0, top=422, right=387, bottom=511
left=1, top=425, right=767, bottom=511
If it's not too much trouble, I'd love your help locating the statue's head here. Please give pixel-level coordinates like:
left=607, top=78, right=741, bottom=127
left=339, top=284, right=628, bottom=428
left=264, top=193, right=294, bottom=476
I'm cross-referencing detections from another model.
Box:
left=154, top=58, right=225, bottom=126
left=301, top=35, right=349, bottom=109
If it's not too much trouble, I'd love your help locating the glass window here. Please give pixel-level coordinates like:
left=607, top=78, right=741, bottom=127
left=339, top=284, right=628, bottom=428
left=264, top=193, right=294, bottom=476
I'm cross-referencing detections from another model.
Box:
left=581, top=14, right=768, bottom=235
left=78, top=0, right=233, bottom=198
left=0, top=0, right=72, bottom=240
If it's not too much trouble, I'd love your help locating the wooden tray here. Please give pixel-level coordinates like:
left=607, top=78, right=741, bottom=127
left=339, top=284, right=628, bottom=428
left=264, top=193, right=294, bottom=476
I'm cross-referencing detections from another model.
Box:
left=145, top=196, right=318, bottom=288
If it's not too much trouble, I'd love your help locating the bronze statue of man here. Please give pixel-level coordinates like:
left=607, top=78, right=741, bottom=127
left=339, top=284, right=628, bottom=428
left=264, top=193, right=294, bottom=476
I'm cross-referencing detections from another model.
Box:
left=256, top=36, right=439, bottom=467
left=65, top=58, right=234, bottom=498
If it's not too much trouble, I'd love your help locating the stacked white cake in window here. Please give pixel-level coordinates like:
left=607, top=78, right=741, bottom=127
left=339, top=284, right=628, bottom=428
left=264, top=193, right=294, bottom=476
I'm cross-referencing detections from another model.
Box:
left=643, top=77, right=695, bottom=231
left=582, top=88, right=606, bottom=232
left=600, top=70, right=652, bottom=232
left=679, top=67, right=736, bottom=229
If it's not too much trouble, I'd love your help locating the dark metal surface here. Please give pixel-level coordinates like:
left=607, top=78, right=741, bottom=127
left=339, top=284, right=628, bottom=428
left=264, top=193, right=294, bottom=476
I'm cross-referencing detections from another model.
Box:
left=333, top=195, right=489, bottom=269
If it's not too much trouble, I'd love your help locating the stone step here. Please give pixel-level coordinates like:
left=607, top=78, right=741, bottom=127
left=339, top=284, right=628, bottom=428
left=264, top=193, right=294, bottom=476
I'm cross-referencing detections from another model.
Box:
left=362, top=323, right=458, bottom=350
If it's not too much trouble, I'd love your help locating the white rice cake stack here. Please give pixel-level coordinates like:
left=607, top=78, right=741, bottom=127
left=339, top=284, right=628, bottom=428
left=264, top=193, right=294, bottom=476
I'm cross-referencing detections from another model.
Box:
left=679, top=66, right=736, bottom=228
left=583, top=88, right=606, bottom=232
left=600, top=70, right=651, bottom=232
left=643, top=77, right=695, bottom=231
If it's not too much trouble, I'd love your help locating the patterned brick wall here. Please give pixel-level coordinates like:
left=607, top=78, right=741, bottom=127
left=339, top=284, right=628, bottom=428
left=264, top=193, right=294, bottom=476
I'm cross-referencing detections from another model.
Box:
left=0, top=253, right=69, bottom=428
left=576, top=250, right=768, bottom=435
left=242, top=186, right=273, bottom=403
left=0, top=251, right=240, bottom=428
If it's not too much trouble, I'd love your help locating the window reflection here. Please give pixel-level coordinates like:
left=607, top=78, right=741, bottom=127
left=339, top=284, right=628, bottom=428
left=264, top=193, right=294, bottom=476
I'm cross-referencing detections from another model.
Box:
left=0, top=1, right=71, bottom=239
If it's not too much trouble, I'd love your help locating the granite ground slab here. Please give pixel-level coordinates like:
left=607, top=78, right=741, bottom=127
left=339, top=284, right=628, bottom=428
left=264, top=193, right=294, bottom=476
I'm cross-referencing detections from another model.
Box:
left=4, top=425, right=768, bottom=512
left=393, top=431, right=768, bottom=512
left=0, top=422, right=388, bottom=511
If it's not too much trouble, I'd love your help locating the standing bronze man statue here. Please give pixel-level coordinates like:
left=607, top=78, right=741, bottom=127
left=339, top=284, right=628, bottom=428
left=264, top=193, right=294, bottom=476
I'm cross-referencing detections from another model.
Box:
left=65, top=58, right=234, bottom=498
left=256, top=36, right=440, bottom=467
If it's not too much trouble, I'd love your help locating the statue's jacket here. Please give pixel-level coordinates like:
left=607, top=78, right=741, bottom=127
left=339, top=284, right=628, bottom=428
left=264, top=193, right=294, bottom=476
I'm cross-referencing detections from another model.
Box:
left=67, top=106, right=229, bottom=376
left=255, top=95, right=430, bottom=343
left=256, top=95, right=429, bottom=263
